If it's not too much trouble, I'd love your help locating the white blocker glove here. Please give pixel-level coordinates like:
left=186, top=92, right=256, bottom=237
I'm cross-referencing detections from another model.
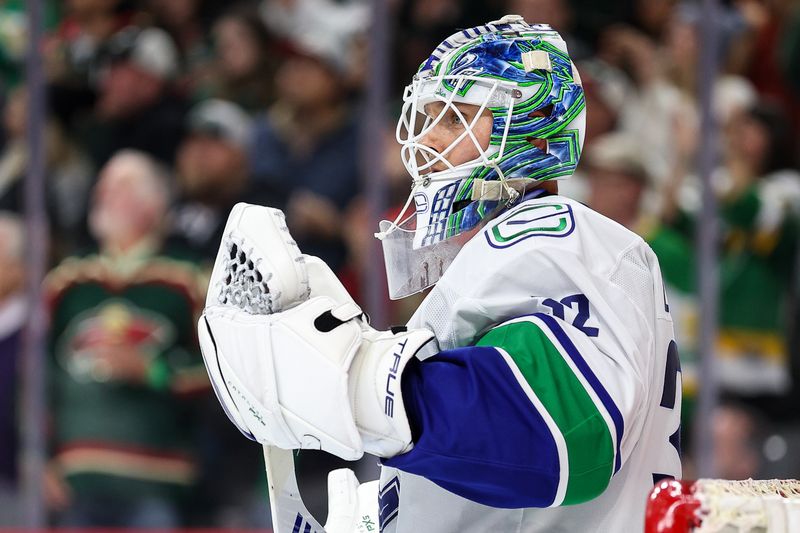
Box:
left=198, top=203, right=437, bottom=461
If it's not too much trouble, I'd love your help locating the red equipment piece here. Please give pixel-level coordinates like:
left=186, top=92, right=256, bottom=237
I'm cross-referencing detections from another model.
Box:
left=645, top=479, right=703, bottom=533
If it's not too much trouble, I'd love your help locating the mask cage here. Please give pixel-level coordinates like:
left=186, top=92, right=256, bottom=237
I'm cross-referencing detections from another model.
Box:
left=379, top=73, right=561, bottom=299
left=395, top=75, right=517, bottom=184
left=385, top=75, right=521, bottom=249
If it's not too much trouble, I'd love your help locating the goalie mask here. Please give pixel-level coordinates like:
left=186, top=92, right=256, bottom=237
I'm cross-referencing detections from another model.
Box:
left=376, top=15, right=586, bottom=299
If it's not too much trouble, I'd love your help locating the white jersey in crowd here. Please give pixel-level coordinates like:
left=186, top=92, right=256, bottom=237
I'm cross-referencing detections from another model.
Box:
left=378, top=194, right=682, bottom=532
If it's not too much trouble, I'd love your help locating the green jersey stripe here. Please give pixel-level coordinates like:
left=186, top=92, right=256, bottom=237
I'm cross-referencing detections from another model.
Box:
left=477, top=321, right=615, bottom=505
left=529, top=314, right=622, bottom=475
left=495, top=347, right=569, bottom=506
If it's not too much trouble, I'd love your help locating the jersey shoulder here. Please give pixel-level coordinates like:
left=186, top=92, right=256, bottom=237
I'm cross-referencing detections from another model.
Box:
left=413, top=195, right=666, bottom=350
left=453, top=195, right=646, bottom=279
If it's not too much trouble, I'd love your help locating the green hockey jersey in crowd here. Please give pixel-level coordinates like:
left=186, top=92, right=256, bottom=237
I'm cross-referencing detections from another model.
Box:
left=45, top=244, right=209, bottom=503
left=644, top=175, right=799, bottom=406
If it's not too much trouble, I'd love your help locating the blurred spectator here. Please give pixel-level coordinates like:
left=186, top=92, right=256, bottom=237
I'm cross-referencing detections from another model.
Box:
left=390, top=0, right=541, bottom=89
left=713, top=103, right=799, bottom=406
left=0, top=0, right=60, bottom=93
left=585, top=132, right=652, bottom=231
left=783, top=7, right=800, bottom=98
left=249, top=41, right=363, bottom=273
left=729, top=0, right=800, bottom=132
left=46, top=0, right=135, bottom=83
left=146, top=0, right=214, bottom=69
left=0, top=87, right=94, bottom=259
left=0, top=213, right=25, bottom=525
left=81, top=26, right=187, bottom=167
left=45, top=0, right=136, bottom=128
left=597, top=21, right=695, bottom=185
left=0, top=88, right=30, bottom=212
left=663, top=102, right=800, bottom=420
left=44, top=150, right=208, bottom=527
left=201, top=7, right=278, bottom=113
left=664, top=3, right=747, bottom=96
left=168, top=98, right=275, bottom=259
left=261, top=0, right=369, bottom=43
left=632, top=0, right=676, bottom=41
left=711, top=401, right=764, bottom=480
left=0, top=1, right=30, bottom=93
left=594, top=4, right=754, bottom=190
left=260, top=0, right=369, bottom=89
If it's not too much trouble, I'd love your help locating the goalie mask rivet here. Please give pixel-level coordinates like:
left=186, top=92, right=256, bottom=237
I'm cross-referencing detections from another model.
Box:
left=422, top=177, right=432, bottom=187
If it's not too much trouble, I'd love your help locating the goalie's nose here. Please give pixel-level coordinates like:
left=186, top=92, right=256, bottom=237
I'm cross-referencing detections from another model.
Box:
left=419, top=129, right=446, bottom=168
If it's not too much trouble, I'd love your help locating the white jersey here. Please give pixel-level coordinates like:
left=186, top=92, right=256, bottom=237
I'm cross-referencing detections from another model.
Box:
left=379, top=195, right=681, bottom=532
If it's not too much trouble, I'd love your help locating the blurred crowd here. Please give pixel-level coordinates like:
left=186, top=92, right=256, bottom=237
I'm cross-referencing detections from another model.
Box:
left=0, top=0, right=798, bottom=527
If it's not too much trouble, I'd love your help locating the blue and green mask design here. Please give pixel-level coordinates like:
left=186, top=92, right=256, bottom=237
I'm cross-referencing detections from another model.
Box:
left=377, top=15, right=586, bottom=299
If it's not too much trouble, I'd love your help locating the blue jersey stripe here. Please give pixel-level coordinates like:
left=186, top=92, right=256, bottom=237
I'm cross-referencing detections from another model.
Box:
left=535, top=313, right=625, bottom=473
left=384, top=346, right=561, bottom=508
left=379, top=477, right=400, bottom=531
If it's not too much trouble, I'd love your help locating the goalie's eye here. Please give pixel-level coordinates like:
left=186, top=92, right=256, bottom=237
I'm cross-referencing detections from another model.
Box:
left=435, top=107, right=463, bottom=128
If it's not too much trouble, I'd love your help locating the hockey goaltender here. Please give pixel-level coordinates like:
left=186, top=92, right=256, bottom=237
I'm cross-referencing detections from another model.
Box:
left=197, top=14, right=681, bottom=533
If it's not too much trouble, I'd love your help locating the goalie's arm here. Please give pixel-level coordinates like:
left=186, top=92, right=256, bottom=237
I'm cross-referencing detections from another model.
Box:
left=385, top=313, right=640, bottom=509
